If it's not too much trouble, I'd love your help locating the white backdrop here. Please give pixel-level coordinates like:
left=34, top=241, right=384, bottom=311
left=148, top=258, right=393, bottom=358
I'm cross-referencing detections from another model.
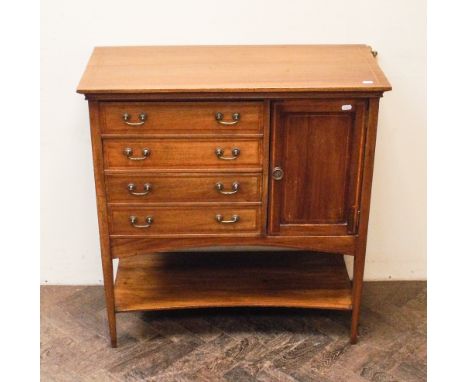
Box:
left=41, top=0, right=426, bottom=284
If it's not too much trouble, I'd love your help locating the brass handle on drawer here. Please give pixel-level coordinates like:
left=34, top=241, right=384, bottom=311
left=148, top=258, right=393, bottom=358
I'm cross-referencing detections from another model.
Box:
left=127, top=183, right=152, bottom=196
left=215, top=214, right=240, bottom=224
left=215, top=182, right=240, bottom=195
left=272, top=166, right=284, bottom=181
left=129, top=215, right=153, bottom=228
left=215, top=147, right=240, bottom=160
left=215, top=112, right=240, bottom=125
left=122, top=112, right=147, bottom=126
left=123, top=147, right=151, bottom=161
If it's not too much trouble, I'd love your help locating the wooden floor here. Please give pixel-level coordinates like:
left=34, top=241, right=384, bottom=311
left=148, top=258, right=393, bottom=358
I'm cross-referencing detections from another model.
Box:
left=41, top=282, right=426, bottom=381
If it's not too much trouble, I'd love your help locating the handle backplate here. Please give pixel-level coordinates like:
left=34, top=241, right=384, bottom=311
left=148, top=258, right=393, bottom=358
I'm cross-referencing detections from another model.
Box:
left=272, top=166, right=284, bottom=181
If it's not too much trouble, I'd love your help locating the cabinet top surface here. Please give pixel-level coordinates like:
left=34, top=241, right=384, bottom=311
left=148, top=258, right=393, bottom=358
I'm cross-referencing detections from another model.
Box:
left=77, top=45, right=391, bottom=94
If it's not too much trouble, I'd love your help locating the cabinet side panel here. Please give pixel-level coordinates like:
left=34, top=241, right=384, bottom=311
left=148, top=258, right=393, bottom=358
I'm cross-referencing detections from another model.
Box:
left=356, top=98, right=381, bottom=250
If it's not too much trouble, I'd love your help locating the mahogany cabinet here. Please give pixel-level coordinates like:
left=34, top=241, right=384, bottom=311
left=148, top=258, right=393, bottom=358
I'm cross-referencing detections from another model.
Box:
left=77, top=45, right=391, bottom=347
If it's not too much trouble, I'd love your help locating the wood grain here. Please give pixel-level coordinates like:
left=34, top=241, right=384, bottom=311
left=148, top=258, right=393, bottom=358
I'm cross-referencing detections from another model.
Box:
left=85, top=91, right=385, bottom=101
left=78, top=45, right=391, bottom=346
left=108, top=205, right=261, bottom=236
left=351, top=98, right=381, bottom=344
left=110, top=236, right=357, bottom=259
left=106, top=173, right=262, bottom=204
left=100, top=101, right=263, bottom=134
left=268, top=99, right=366, bottom=236
left=114, top=252, right=352, bottom=312
left=77, top=45, right=391, bottom=94
left=87, top=101, right=117, bottom=347
left=103, top=138, right=263, bottom=170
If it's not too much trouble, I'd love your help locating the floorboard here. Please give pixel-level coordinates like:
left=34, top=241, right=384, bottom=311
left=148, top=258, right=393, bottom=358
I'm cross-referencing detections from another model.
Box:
left=41, top=281, right=426, bottom=381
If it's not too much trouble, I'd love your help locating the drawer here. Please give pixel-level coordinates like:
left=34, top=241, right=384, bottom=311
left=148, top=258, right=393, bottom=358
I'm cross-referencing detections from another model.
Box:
left=106, top=173, right=262, bottom=203
left=100, top=102, right=264, bottom=134
left=103, top=138, right=263, bottom=170
left=109, top=206, right=261, bottom=235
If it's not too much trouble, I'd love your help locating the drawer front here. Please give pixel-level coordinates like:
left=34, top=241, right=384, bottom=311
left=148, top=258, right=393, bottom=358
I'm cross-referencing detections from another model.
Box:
left=106, top=174, right=262, bottom=203
left=109, top=206, right=261, bottom=235
left=100, top=102, right=263, bottom=134
left=103, top=139, right=262, bottom=170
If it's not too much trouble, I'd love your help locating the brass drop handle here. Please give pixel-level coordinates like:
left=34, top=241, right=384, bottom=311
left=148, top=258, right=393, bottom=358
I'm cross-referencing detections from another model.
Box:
left=215, top=182, right=240, bottom=195
left=124, top=147, right=151, bottom=161
left=122, top=112, right=147, bottom=126
left=129, top=216, right=153, bottom=228
left=127, top=183, right=152, bottom=196
left=272, top=166, right=284, bottom=180
left=215, top=214, right=240, bottom=224
left=215, top=112, right=240, bottom=125
left=215, top=147, right=240, bottom=160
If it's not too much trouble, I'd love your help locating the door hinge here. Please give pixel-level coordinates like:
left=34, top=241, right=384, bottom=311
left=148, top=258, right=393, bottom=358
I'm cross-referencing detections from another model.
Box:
left=348, top=207, right=361, bottom=234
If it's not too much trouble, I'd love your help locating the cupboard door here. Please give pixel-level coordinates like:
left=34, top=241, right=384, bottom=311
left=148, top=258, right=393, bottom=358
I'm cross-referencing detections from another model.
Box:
left=268, top=100, right=367, bottom=236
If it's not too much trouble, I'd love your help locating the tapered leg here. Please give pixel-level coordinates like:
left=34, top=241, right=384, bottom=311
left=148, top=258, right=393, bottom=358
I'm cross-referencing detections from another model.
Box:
left=349, top=97, right=381, bottom=344
left=88, top=100, right=118, bottom=347
left=350, top=250, right=365, bottom=344
left=101, top=255, right=117, bottom=347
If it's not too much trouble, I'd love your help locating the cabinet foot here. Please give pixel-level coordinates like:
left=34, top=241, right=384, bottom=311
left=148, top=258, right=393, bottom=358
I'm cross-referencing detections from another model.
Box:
left=107, top=310, right=117, bottom=348
left=110, top=337, right=117, bottom=348
left=350, top=324, right=358, bottom=344
left=350, top=252, right=365, bottom=345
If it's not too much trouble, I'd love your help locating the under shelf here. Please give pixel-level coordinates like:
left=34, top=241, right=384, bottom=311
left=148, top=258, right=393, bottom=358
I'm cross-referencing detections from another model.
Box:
left=114, top=251, right=352, bottom=312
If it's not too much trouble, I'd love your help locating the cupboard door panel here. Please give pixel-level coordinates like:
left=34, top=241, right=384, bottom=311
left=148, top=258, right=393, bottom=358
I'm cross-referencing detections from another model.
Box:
left=269, top=100, right=367, bottom=236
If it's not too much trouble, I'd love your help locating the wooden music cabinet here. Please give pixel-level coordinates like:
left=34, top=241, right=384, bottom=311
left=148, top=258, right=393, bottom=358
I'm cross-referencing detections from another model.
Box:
left=77, top=45, right=391, bottom=347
